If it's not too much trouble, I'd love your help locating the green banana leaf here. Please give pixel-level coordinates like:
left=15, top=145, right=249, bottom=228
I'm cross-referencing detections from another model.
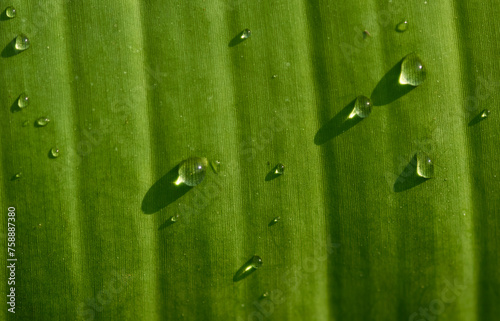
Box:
left=1, top=0, right=499, bottom=320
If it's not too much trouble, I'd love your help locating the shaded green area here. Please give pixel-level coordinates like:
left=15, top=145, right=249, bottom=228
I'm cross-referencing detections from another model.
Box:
left=0, top=0, right=498, bottom=321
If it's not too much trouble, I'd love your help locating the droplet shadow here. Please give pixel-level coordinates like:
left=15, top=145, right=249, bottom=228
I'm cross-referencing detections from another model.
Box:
left=468, top=111, right=488, bottom=127
left=393, top=154, right=428, bottom=192
left=0, top=9, right=11, bottom=21
left=157, top=219, right=177, bottom=231
left=141, top=164, right=192, bottom=214
left=1, top=38, right=24, bottom=58
left=371, top=58, right=415, bottom=106
left=10, top=99, right=20, bottom=113
left=314, top=99, right=363, bottom=145
left=228, top=31, right=248, bottom=47
left=233, top=257, right=259, bottom=282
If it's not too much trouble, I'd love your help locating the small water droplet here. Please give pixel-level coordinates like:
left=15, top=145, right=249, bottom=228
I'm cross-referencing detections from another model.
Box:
left=396, top=20, right=408, bottom=32
left=49, top=147, right=60, bottom=158
left=240, top=29, right=251, bottom=39
left=272, top=74, right=278, bottom=79
left=210, top=160, right=220, bottom=174
left=170, top=214, right=179, bottom=222
left=5, top=6, right=16, bottom=18
left=399, top=53, right=426, bottom=86
left=36, top=117, right=50, bottom=127
left=13, top=172, right=22, bottom=180
left=14, top=33, right=30, bottom=51
left=416, top=151, right=434, bottom=178
left=175, top=157, right=208, bottom=186
left=260, top=291, right=269, bottom=299
left=233, top=255, right=263, bottom=282
left=17, top=93, right=29, bottom=108
left=349, top=95, right=372, bottom=119
left=274, top=163, right=285, bottom=175
left=481, top=109, right=490, bottom=118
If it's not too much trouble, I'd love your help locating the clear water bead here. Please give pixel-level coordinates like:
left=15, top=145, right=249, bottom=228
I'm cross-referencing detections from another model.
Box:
left=399, top=53, right=426, bottom=86
left=241, top=29, right=251, bottom=39
left=416, top=151, right=434, bottom=178
left=481, top=109, right=490, bottom=118
left=175, top=157, right=208, bottom=186
left=15, top=34, right=30, bottom=51
left=169, top=215, right=179, bottom=223
left=274, top=163, right=285, bottom=175
left=36, top=117, right=50, bottom=127
left=349, top=95, right=372, bottom=119
left=5, top=6, right=16, bottom=18
left=396, top=20, right=408, bottom=32
left=17, top=93, right=29, bottom=108
left=50, top=147, right=60, bottom=158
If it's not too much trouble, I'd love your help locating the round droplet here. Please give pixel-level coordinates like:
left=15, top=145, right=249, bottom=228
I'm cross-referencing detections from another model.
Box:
left=176, top=157, right=208, bottom=186
left=170, top=215, right=179, bottom=223
left=17, top=93, right=29, bottom=108
left=416, top=151, right=434, bottom=178
left=272, top=74, right=278, bottom=79
left=5, top=6, right=16, bottom=18
left=481, top=109, right=490, bottom=118
left=399, top=53, right=427, bottom=86
left=210, top=160, right=220, bottom=174
left=241, top=29, right=251, bottom=39
left=349, top=95, right=372, bottom=118
left=261, top=291, right=269, bottom=298
left=274, top=163, right=285, bottom=175
left=36, top=117, right=50, bottom=127
left=50, top=147, right=60, bottom=158
left=251, top=255, right=263, bottom=269
left=14, top=34, right=30, bottom=51
left=272, top=216, right=280, bottom=223
left=396, top=20, right=408, bottom=32
left=13, top=172, right=22, bottom=179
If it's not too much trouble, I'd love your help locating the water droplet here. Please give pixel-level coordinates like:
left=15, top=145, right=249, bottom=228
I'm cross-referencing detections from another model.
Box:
left=416, top=151, right=434, bottom=178
left=22, top=120, right=29, bottom=127
left=349, top=95, right=372, bottom=119
left=233, top=255, right=263, bottom=282
left=269, top=216, right=281, bottom=226
left=481, top=109, right=490, bottom=118
left=240, top=29, right=251, bottom=39
left=12, top=172, right=22, bottom=180
left=49, top=147, right=60, bottom=158
left=175, top=157, right=208, bottom=186
left=36, top=117, right=50, bottom=127
left=5, top=6, right=16, bottom=18
left=399, top=53, right=426, bottom=86
left=169, top=214, right=179, bottom=222
left=15, top=33, right=30, bottom=51
left=260, top=291, right=269, bottom=299
left=17, top=93, right=29, bottom=109
left=210, top=160, right=220, bottom=174
left=274, top=163, right=285, bottom=175
left=396, top=20, right=408, bottom=32
left=272, top=74, right=278, bottom=79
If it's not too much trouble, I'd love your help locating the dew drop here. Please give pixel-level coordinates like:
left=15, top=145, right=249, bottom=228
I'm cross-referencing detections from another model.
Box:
left=49, top=147, right=60, bottom=158
left=175, top=157, right=208, bottom=186
left=349, top=95, right=372, bottom=119
left=272, top=74, right=278, bottom=79
left=210, top=160, right=220, bottom=174
left=17, top=93, right=29, bottom=109
left=399, top=53, right=426, bottom=86
left=416, top=151, right=434, bottom=178
left=240, top=29, right=251, bottom=39
left=269, top=216, right=281, bottom=226
left=5, top=6, right=16, bottom=18
left=36, top=117, right=50, bottom=127
left=169, top=214, right=179, bottom=223
left=14, top=33, right=30, bottom=51
left=274, top=163, right=285, bottom=175
left=13, top=172, right=22, bottom=180
left=250, top=255, right=263, bottom=269
left=233, top=255, right=263, bottom=282
left=396, top=20, right=408, bottom=32
left=260, top=291, right=269, bottom=299
left=481, top=109, right=490, bottom=118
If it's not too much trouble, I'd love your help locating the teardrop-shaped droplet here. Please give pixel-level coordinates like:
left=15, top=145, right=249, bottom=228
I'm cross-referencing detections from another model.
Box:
left=233, top=255, right=263, bottom=282
left=240, top=29, right=251, bottom=39
left=13, top=172, right=22, bottom=180
left=17, top=93, right=29, bottom=109
left=416, top=151, right=434, bottom=178
left=50, top=147, right=60, bottom=158
left=481, top=109, right=491, bottom=118
left=396, top=20, right=408, bottom=32
left=399, top=53, right=427, bottom=86
left=274, top=163, right=285, bottom=175
left=5, top=6, right=16, bottom=18
left=15, top=33, right=30, bottom=51
left=175, top=157, right=208, bottom=186
left=349, top=95, right=372, bottom=119
left=36, top=117, right=50, bottom=127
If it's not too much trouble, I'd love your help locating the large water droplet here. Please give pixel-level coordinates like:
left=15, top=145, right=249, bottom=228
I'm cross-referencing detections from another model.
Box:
left=36, top=117, right=50, bottom=127
left=5, top=6, right=16, bottom=18
left=175, top=157, right=208, bottom=186
left=241, top=29, right=251, bottom=39
left=274, top=163, right=285, bottom=175
left=349, top=95, right=372, bottom=119
left=15, top=34, right=30, bottom=51
left=49, top=147, right=60, bottom=158
left=481, top=109, right=491, bottom=118
left=17, top=93, right=29, bottom=109
left=233, top=255, right=263, bottom=282
left=396, top=20, right=408, bottom=32
left=416, top=151, right=434, bottom=178
left=399, top=53, right=426, bottom=86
